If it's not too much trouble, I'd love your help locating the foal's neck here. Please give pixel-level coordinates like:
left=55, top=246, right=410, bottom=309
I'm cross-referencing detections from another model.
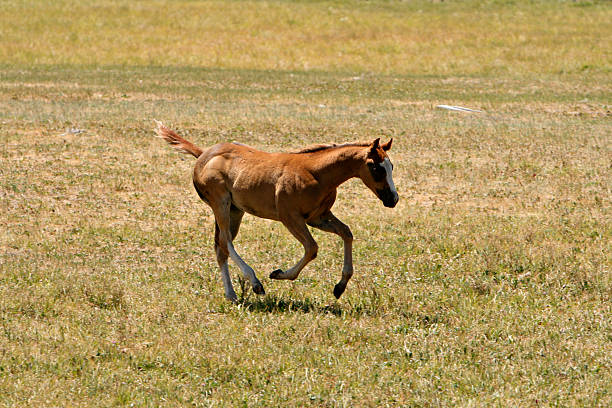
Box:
left=309, top=145, right=366, bottom=188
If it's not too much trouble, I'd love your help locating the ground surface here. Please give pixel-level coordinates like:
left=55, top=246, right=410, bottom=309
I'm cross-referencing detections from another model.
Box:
left=1, top=1, right=610, bottom=406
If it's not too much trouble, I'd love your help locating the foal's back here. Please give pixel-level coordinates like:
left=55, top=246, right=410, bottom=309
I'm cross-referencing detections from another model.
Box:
left=194, top=142, right=304, bottom=185
left=193, top=142, right=318, bottom=221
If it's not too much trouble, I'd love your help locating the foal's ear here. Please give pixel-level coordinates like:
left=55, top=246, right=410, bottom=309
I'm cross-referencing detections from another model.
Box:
left=382, top=138, right=393, bottom=151
left=368, top=138, right=381, bottom=158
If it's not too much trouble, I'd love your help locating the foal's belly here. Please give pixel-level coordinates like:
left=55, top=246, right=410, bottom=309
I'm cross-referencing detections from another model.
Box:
left=230, top=186, right=280, bottom=220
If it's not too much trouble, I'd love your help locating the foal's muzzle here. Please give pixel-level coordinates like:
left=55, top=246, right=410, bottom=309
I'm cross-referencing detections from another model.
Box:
left=378, top=188, right=399, bottom=208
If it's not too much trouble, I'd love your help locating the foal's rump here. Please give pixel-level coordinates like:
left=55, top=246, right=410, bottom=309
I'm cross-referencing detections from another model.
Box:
left=193, top=143, right=286, bottom=220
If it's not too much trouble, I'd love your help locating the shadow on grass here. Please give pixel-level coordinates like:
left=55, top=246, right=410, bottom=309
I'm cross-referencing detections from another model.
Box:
left=240, top=294, right=344, bottom=316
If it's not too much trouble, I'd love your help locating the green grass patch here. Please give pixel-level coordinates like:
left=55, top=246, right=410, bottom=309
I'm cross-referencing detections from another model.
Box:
left=1, top=0, right=610, bottom=76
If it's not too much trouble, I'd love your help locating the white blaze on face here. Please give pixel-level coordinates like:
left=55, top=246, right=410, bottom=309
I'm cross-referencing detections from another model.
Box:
left=381, top=158, right=399, bottom=202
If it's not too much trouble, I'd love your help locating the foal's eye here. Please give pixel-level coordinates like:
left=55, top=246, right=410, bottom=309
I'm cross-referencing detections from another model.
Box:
left=367, top=162, right=386, bottom=181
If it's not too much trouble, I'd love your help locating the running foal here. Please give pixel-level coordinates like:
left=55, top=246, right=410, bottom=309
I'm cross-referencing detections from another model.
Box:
left=155, top=121, right=399, bottom=302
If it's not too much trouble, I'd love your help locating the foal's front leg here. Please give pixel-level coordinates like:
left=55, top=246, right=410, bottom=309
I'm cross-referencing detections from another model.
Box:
left=308, top=211, right=354, bottom=298
left=269, top=214, right=318, bottom=281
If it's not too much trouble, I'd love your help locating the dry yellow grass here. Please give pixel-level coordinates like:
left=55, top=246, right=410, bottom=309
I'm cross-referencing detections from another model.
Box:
left=1, top=0, right=611, bottom=406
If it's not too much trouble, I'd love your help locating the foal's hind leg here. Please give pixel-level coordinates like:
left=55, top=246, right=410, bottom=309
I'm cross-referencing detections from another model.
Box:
left=214, top=206, right=245, bottom=302
left=213, top=199, right=265, bottom=297
left=308, top=211, right=354, bottom=299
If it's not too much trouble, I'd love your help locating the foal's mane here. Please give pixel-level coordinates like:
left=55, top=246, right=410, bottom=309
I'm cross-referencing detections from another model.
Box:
left=291, top=141, right=370, bottom=154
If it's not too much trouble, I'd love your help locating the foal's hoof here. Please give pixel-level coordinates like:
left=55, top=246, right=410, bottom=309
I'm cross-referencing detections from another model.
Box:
left=252, top=281, right=266, bottom=295
left=269, top=269, right=283, bottom=279
left=333, top=282, right=347, bottom=299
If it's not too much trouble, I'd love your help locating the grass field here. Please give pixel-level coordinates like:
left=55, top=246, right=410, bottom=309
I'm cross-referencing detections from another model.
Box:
left=1, top=0, right=611, bottom=406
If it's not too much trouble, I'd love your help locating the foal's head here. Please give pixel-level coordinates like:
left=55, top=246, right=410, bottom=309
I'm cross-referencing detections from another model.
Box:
left=359, top=138, right=399, bottom=208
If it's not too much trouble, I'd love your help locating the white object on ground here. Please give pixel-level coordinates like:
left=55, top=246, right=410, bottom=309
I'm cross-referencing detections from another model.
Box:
left=436, top=105, right=483, bottom=113
left=60, top=128, right=87, bottom=136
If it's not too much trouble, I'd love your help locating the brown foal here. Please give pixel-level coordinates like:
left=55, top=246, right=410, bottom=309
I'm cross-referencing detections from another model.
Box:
left=155, top=121, right=398, bottom=302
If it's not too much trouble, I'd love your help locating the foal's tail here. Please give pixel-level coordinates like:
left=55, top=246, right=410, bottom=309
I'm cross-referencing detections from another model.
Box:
left=154, top=120, right=204, bottom=158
